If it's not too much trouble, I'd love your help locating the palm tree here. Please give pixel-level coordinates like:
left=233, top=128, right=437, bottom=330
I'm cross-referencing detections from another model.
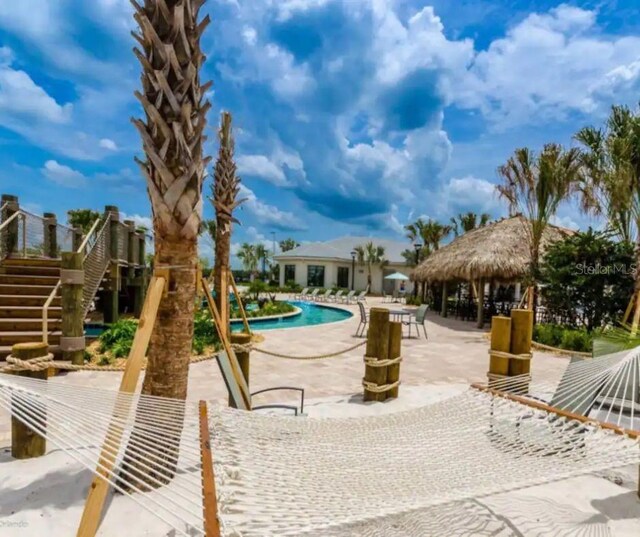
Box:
left=238, top=243, right=258, bottom=280
left=450, top=212, right=491, bottom=237
left=210, top=112, right=244, bottom=324
left=496, top=144, right=581, bottom=304
left=255, top=244, right=271, bottom=276
left=279, top=238, right=299, bottom=252
left=354, top=241, right=387, bottom=289
left=131, top=0, right=211, bottom=402
left=405, top=218, right=451, bottom=251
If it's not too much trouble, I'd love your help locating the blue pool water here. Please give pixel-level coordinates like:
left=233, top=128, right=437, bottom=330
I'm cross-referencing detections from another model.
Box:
left=232, top=300, right=352, bottom=332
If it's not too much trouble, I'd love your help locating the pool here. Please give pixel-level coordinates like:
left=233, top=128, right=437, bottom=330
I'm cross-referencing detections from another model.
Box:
left=232, top=300, right=352, bottom=332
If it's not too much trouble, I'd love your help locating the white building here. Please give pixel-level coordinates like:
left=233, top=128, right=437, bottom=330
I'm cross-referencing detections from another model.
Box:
left=274, top=236, right=415, bottom=295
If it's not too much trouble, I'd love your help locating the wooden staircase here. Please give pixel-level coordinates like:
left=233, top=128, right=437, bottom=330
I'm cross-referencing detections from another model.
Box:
left=0, top=258, right=62, bottom=360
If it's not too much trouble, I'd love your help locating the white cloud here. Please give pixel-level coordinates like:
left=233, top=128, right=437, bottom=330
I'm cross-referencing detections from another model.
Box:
left=439, top=175, right=502, bottom=216
left=237, top=155, right=288, bottom=186
left=121, top=212, right=152, bottom=231
left=41, top=160, right=88, bottom=188
left=99, top=138, right=118, bottom=151
left=238, top=184, right=307, bottom=231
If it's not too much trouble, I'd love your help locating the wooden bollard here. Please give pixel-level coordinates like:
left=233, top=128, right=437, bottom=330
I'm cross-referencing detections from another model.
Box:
left=488, top=316, right=511, bottom=386
left=509, top=309, right=533, bottom=391
left=363, top=308, right=390, bottom=402
left=386, top=321, right=402, bottom=399
left=229, top=332, right=251, bottom=409
left=11, top=342, right=48, bottom=459
left=61, top=252, right=85, bottom=365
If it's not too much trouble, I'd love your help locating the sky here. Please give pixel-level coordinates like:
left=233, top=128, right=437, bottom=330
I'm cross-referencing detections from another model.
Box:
left=0, top=0, right=639, bottom=263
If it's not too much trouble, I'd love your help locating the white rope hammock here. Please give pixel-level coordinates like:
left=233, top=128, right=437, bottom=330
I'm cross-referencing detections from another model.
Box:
left=0, top=346, right=639, bottom=536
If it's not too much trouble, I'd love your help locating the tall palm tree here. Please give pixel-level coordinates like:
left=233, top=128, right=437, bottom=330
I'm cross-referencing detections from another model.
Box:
left=450, top=212, right=491, bottom=237
left=255, top=244, right=271, bottom=276
left=238, top=243, right=258, bottom=279
left=279, top=238, right=300, bottom=252
left=497, top=144, right=581, bottom=302
left=211, top=112, right=244, bottom=323
left=354, top=241, right=387, bottom=289
left=131, top=0, right=211, bottom=401
left=405, top=218, right=451, bottom=250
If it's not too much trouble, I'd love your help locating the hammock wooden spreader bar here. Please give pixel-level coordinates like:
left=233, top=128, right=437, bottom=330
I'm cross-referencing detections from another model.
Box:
left=199, top=401, right=221, bottom=537
left=470, top=383, right=640, bottom=440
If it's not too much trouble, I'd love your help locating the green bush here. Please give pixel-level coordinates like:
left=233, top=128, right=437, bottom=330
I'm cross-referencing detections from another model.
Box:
left=533, top=323, right=564, bottom=347
left=560, top=329, right=592, bottom=353
left=405, top=296, right=422, bottom=306
left=193, top=308, right=221, bottom=354
left=533, top=323, right=593, bottom=352
left=98, top=319, right=138, bottom=356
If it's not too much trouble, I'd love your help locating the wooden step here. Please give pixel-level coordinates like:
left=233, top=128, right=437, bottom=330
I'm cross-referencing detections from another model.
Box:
left=0, top=264, right=60, bottom=276
left=0, top=345, right=61, bottom=360
left=0, top=274, right=60, bottom=286
left=0, top=295, right=61, bottom=307
left=0, top=306, right=61, bottom=319
left=2, top=257, right=61, bottom=267
left=0, top=318, right=62, bottom=331
left=0, top=284, right=58, bottom=296
left=0, top=331, right=60, bottom=346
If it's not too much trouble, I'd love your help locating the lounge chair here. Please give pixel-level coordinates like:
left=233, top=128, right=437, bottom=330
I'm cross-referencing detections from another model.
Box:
left=330, top=290, right=344, bottom=302
left=355, top=291, right=367, bottom=303
left=355, top=301, right=369, bottom=337
left=295, top=287, right=309, bottom=300
left=307, top=289, right=320, bottom=301
left=383, top=293, right=393, bottom=303
left=317, top=289, right=332, bottom=302
left=403, top=304, right=428, bottom=339
left=341, top=290, right=356, bottom=304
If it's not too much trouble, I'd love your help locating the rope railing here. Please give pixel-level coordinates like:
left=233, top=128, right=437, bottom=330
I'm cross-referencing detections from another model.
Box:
left=82, top=217, right=111, bottom=317
left=247, top=340, right=367, bottom=360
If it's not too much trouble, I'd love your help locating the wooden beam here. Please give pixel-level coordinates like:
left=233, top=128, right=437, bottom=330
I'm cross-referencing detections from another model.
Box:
left=470, top=383, right=640, bottom=440
left=76, top=276, right=166, bottom=537
left=199, top=401, right=221, bottom=537
left=229, top=272, right=251, bottom=335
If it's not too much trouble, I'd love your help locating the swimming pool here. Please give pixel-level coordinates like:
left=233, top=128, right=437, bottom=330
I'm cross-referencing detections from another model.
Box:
left=231, top=300, right=352, bottom=332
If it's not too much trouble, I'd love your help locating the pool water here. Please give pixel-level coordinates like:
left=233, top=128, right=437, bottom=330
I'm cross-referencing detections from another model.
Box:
left=232, top=300, right=352, bottom=332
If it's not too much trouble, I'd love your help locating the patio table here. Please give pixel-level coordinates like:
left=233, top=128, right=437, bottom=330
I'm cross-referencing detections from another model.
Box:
left=387, top=309, right=414, bottom=338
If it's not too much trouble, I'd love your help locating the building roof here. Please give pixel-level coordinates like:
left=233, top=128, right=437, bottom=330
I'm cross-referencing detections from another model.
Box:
left=413, top=215, right=574, bottom=283
left=275, top=236, right=411, bottom=264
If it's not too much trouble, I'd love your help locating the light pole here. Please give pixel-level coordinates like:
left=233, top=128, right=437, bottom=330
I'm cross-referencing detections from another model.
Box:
left=413, top=242, right=422, bottom=298
left=350, top=250, right=356, bottom=291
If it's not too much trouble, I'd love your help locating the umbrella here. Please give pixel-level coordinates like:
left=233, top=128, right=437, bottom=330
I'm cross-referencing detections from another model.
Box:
left=384, top=272, right=409, bottom=280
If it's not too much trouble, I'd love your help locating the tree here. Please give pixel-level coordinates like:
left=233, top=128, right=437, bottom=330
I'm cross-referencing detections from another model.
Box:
left=279, top=238, right=299, bottom=252
left=401, top=245, right=430, bottom=266
left=450, top=212, right=491, bottom=237
left=539, top=229, right=634, bottom=331
left=131, top=0, right=211, bottom=403
left=405, top=218, right=451, bottom=250
left=354, top=241, right=387, bottom=289
left=67, top=209, right=101, bottom=234
left=237, top=243, right=258, bottom=279
left=496, top=144, right=581, bottom=304
left=255, top=244, right=270, bottom=276
left=210, top=112, right=245, bottom=326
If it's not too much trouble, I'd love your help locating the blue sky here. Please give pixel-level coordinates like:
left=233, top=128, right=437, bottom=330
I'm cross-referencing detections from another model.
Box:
left=1, top=0, right=639, bottom=261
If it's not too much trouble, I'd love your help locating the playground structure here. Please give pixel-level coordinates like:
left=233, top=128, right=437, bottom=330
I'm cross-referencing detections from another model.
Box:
left=0, top=194, right=148, bottom=361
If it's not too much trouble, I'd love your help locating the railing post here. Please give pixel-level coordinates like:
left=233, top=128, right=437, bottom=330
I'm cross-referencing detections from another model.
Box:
left=103, top=206, right=120, bottom=324
left=72, top=226, right=83, bottom=252
left=1, top=194, right=19, bottom=256
left=43, top=212, right=58, bottom=258
left=136, top=228, right=148, bottom=315
left=61, top=252, right=85, bottom=365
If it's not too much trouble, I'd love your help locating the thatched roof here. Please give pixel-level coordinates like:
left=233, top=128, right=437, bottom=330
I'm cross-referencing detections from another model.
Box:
left=413, top=215, right=574, bottom=283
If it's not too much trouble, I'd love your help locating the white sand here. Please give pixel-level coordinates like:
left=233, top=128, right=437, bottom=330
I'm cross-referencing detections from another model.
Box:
left=1, top=383, right=639, bottom=536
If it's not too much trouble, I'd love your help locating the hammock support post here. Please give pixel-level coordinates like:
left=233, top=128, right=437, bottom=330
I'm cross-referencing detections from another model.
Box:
left=363, top=308, right=390, bottom=402
left=508, top=309, right=533, bottom=391
left=199, top=401, right=221, bottom=537
left=61, top=251, right=85, bottom=365
left=229, top=331, right=252, bottom=408
left=10, top=342, right=48, bottom=459
left=386, top=321, right=402, bottom=399
left=488, top=316, right=511, bottom=385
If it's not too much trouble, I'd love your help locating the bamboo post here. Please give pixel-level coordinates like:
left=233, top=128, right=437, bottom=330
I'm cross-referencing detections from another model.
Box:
left=77, top=275, right=166, bottom=537
left=509, top=309, right=533, bottom=392
left=440, top=281, right=448, bottom=317
left=386, top=321, right=402, bottom=399
left=229, top=332, right=252, bottom=408
left=10, top=342, right=48, bottom=459
left=488, top=316, right=511, bottom=386
left=476, top=278, right=485, bottom=329
left=60, top=252, right=85, bottom=365
left=363, top=308, right=390, bottom=402
left=43, top=212, right=58, bottom=258
left=199, top=401, right=221, bottom=537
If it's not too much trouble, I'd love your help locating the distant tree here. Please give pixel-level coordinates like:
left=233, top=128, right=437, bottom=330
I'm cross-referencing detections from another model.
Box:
left=255, top=244, right=271, bottom=275
left=539, top=229, right=634, bottom=331
left=450, top=212, right=491, bottom=237
left=67, top=209, right=101, bottom=234
left=405, top=218, right=451, bottom=250
left=279, top=238, right=300, bottom=252
left=401, top=245, right=430, bottom=266
left=200, top=219, right=216, bottom=244
left=237, top=243, right=258, bottom=280
left=355, top=241, right=387, bottom=289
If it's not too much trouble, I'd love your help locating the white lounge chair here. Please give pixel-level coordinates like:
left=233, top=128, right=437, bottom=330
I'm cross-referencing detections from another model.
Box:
left=295, top=287, right=309, bottom=300
left=307, top=289, right=320, bottom=301
left=355, top=291, right=367, bottom=303
left=341, top=290, right=356, bottom=304
left=317, top=290, right=332, bottom=302
left=330, top=290, right=344, bottom=302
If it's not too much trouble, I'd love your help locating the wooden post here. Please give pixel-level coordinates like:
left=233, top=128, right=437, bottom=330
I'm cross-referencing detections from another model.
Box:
left=509, top=309, right=533, bottom=384
left=488, top=316, right=511, bottom=385
left=61, top=252, right=85, bottom=365
left=103, top=206, right=119, bottom=324
left=72, top=226, right=83, bottom=252
left=440, top=281, right=448, bottom=317
left=11, top=342, right=48, bottom=459
left=1, top=194, right=19, bottom=256
left=476, top=278, right=485, bottom=329
left=229, top=332, right=252, bottom=408
left=219, top=265, right=230, bottom=340
left=199, top=401, right=221, bottom=537
left=43, top=212, right=58, bottom=258
left=363, top=308, right=390, bottom=402
left=386, top=321, right=402, bottom=399
left=229, top=272, right=251, bottom=335
left=77, top=276, right=166, bottom=537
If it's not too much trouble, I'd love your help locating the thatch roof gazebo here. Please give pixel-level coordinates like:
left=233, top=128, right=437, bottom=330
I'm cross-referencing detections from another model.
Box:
left=414, top=215, right=574, bottom=327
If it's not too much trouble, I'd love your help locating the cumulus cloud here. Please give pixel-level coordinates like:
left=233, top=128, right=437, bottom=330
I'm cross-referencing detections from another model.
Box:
left=238, top=184, right=307, bottom=231
left=237, top=155, right=289, bottom=186
left=99, top=138, right=118, bottom=151
left=41, top=160, right=88, bottom=188
left=438, top=175, right=502, bottom=216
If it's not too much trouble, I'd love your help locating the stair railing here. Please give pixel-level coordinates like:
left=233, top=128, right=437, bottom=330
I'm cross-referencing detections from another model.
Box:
left=0, top=211, right=23, bottom=261
left=41, top=216, right=111, bottom=345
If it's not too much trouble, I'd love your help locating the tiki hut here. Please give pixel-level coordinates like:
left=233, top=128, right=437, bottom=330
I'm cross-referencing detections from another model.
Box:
left=414, top=215, right=574, bottom=327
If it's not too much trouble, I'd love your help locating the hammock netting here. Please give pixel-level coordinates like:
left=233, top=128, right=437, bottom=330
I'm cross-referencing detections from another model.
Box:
left=0, top=346, right=639, bottom=536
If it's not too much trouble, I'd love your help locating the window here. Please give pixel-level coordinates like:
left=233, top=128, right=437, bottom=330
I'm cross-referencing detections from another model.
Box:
left=284, top=264, right=296, bottom=283
left=307, top=265, right=325, bottom=287
left=337, top=266, right=349, bottom=288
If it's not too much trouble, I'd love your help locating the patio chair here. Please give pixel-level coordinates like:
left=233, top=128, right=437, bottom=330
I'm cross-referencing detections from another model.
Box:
left=295, top=287, right=309, bottom=300
left=318, top=289, right=333, bottom=302
left=355, top=301, right=369, bottom=337
left=307, top=289, right=320, bottom=301
left=355, top=291, right=367, bottom=303
left=330, top=290, right=344, bottom=302
left=383, top=293, right=393, bottom=303
left=403, top=304, right=428, bottom=339
left=341, top=290, right=356, bottom=304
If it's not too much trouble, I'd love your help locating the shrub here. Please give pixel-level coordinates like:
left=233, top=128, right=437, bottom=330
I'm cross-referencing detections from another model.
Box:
left=533, top=323, right=593, bottom=353
left=560, top=328, right=592, bottom=353
left=405, top=296, right=422, bottom=306
left=193, top=308, right=220, bottom=353
left=98, top=319, right=138, bottom=355
left=533, top=323, right=564, bottom=347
